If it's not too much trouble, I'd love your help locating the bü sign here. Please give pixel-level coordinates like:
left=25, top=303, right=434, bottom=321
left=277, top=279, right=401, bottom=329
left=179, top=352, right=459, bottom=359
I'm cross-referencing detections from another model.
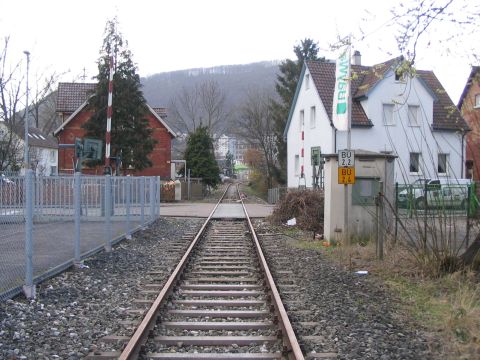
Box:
left=338, top=167, right=355, bottom=184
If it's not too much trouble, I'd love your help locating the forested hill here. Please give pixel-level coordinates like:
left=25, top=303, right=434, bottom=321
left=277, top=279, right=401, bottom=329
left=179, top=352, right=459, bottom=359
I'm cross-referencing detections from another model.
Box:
left=141, top=61, right=280, bottom=129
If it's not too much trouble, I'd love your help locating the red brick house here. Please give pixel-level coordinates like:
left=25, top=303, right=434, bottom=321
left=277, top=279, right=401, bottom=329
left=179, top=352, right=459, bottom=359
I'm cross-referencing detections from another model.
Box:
left=54, top=82, right=176, bottom=177
left=458, top=67, right=480, bottom=180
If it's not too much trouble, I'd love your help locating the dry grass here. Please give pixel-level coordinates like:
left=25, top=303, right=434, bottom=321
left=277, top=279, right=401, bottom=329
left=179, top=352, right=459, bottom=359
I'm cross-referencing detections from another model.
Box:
left=290, top=233, right=480, bottom=359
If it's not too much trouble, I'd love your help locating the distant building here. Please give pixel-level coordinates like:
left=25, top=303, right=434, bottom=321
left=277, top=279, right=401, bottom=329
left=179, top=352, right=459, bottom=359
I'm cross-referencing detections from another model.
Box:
left=2, top=122, right=58, bottom=176
left=214, top=134, right=236, bottom=160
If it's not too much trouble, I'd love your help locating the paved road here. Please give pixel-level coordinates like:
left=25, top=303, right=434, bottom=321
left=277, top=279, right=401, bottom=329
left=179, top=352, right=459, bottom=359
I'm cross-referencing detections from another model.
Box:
left=160, top=202, right=274, bottom=218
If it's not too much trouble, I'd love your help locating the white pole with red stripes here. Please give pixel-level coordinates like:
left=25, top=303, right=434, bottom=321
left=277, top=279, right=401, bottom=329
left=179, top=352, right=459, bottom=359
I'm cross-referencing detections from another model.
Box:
left=105, top=55, right=114, bottom=172
left=300, top=114, right=305, bottom=187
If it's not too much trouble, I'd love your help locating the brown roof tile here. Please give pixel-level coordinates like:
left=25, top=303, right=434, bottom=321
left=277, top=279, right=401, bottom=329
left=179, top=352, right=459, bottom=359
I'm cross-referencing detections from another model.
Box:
left=416, top=70, right=469, bottom=131
left=56, top=82, right=96, bottom=113
left=305, top=59, right=468, bottom=131
left=306, top=61, right=371, bottom=126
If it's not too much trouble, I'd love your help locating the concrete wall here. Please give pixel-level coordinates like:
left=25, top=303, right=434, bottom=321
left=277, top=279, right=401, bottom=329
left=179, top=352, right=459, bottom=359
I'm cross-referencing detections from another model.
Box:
left=324, top=153, right=395, bottom=243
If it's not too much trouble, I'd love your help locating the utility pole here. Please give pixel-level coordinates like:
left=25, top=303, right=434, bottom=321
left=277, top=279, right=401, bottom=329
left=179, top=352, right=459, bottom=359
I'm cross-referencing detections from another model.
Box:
left=23, top=51, right=30, bottom=170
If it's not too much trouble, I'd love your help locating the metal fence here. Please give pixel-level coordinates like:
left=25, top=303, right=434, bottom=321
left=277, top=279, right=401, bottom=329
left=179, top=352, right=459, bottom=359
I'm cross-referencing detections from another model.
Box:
left=395, top=182, right=478, bottom=217
left=267, top=187, right=288, bottom=204
left=0, top=171, right=161, bottom=300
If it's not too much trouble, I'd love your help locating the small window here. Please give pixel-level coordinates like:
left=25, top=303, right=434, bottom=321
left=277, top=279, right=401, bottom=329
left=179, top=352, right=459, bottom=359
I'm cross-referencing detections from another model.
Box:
left=383, top=104, right=396, bottom=126
left=438, top=153, right=448, bottom=174
left=310, top=106, right=316, bottom=129
left=294, top=155, right=300, bottom=176
left=299, top=110, right=304, bottom=131
left=408, top=105, right=420, bottom=126
left=475, top=94, right=480, bottom=108
left=311, top=147, right=321, bottom=166
left=352, top=177, right=380, bottom=206
left=410, top=152, right=420, bottom=173
left=305, top=74, right=310, bottom=90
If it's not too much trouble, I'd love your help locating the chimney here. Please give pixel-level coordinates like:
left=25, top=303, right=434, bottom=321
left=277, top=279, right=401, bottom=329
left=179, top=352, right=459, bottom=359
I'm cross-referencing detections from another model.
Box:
left=353, top=50, right=361, bottom=65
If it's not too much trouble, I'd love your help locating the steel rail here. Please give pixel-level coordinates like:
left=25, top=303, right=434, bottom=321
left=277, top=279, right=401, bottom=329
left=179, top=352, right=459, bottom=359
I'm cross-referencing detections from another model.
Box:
left=119, top=184, right=232, bottom=360
left=238, top=185, right=305, bottom=360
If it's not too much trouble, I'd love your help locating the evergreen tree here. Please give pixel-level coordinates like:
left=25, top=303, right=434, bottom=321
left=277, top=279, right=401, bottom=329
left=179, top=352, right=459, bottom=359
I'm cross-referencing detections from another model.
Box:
left=271, top=38, right=323, bottom=184
left=184, top=126, right=221, bottom=188
left=82, top=18, right=156, bottom=172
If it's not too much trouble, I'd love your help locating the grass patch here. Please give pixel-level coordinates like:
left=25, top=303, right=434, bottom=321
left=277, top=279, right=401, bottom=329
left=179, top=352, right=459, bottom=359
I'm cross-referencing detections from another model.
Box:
left=273, top=225, right=480, bottom=359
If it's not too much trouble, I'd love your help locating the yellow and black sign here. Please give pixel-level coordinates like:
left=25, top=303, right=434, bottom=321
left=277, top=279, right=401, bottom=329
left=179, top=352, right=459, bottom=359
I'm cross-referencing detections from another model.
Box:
left=338, top=167, right=355, bottom=184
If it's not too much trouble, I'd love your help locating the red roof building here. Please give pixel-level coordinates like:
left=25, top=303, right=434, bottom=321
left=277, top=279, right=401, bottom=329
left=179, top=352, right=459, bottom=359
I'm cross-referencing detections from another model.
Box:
left=54, top=82, right=176, bottom=177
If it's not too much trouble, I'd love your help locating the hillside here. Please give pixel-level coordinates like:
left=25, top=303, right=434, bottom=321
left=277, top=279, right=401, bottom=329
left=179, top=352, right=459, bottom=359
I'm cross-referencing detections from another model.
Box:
left=141, top=61, right=280, bottom=133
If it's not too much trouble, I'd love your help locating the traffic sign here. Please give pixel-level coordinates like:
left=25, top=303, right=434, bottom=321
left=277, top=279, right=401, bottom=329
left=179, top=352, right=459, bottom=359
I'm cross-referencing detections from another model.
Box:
left=338, top=149, right=355, bottom=167
left=338, top=167, right=355, bottom=184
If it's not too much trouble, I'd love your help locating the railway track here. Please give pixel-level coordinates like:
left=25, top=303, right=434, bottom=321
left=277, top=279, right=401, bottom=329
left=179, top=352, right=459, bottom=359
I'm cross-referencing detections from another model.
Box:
left=88, top=184, right=304, bottom=359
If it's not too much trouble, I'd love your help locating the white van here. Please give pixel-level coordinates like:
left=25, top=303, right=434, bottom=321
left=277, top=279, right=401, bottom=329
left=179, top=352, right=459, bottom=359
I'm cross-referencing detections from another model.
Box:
left=398, top=178, right=472, bottom=209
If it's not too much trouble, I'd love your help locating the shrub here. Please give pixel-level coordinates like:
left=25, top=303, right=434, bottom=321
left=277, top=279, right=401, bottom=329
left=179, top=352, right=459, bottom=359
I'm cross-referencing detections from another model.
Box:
left=270, top=189, right=324, bottom=238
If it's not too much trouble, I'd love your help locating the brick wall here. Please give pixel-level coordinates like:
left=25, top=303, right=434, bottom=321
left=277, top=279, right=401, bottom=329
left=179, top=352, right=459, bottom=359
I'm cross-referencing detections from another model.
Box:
left=56, top=110, right=172, bottom=177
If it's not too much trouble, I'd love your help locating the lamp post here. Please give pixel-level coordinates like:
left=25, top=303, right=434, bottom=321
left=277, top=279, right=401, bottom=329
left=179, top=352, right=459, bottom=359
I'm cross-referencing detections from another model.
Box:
left=23, top=50, right=30, bottom=170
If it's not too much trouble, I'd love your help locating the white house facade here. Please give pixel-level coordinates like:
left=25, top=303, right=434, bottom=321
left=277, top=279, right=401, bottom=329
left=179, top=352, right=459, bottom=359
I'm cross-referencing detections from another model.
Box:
left=284, top=57, right=469, bottom=187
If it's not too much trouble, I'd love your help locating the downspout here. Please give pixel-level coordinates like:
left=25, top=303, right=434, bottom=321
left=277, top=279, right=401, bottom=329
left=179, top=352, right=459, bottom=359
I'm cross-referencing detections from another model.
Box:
left=461, top=131, right=466, bottom=178
left=334, top=128, right=337, bottom=153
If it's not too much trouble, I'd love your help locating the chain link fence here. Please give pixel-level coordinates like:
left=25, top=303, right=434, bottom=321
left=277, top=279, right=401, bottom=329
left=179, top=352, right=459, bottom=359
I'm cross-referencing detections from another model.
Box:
left=0, top=171, right=161, bottom=300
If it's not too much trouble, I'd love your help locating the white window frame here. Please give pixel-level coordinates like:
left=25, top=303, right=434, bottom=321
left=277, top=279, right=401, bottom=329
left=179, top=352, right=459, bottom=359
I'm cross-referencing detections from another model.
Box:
left=383, top=103, right=396, bottom=126
left=409, top=152, right=421, bottom=174
left=305, top=74, right=310, bottom=90
left=475, top=94, right=480, bottom=108
left=299, top=110, right=304, bottom=131
left=407, top=105, right=420, bottom=127
left=438, top=153, right=449, bottom=175
left=310, top=106, right=316, bottom=129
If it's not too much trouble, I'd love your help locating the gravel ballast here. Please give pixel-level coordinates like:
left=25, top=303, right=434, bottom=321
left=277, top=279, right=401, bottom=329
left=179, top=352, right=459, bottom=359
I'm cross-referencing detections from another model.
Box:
left=0, top=218, right=203, bottom=359
left=254, top=219, right=436, bottom=359
left=1, top=216, right=435, bottom=359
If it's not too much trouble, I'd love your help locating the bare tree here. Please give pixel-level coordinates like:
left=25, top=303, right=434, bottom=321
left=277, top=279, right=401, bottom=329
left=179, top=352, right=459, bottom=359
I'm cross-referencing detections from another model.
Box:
left=236, top=88, right=277, bottom=189
left=170, top=80, right=230, bottom=137
left=30, top=70, right=63, bottom=132
left=0, top=36, right=60, bottom=172
left=391, top=0, right=479, bottom=64
left=0, top=37, right=25, bottom=171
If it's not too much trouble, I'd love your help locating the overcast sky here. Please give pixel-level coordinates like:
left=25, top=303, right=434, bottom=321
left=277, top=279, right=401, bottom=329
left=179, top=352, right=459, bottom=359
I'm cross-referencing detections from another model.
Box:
left=0, top=0, right=474, bottom=102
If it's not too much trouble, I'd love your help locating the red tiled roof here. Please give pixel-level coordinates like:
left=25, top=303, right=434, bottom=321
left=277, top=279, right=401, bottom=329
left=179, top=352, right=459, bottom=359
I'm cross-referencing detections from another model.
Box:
left=305, top=59, right=469, bottom=131
left=56, top=82, right=96, bottom=113
left=416, top=70, right=469, bottom=131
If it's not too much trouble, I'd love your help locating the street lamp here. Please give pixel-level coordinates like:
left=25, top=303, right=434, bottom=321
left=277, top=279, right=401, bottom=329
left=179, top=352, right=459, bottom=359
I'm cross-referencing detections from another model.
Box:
left=23, top=50, right=30, bottom=170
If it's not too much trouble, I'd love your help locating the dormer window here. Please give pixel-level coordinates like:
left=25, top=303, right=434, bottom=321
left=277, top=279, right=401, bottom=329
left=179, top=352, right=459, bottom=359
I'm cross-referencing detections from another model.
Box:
left=475, top=94, right=480, bottom=108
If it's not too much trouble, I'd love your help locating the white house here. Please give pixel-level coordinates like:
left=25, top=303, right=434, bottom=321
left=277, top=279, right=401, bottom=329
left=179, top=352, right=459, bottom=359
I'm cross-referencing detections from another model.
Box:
left=284, top=55, right=470, bottom=187
left=13, top=125, right=58, bottom=176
